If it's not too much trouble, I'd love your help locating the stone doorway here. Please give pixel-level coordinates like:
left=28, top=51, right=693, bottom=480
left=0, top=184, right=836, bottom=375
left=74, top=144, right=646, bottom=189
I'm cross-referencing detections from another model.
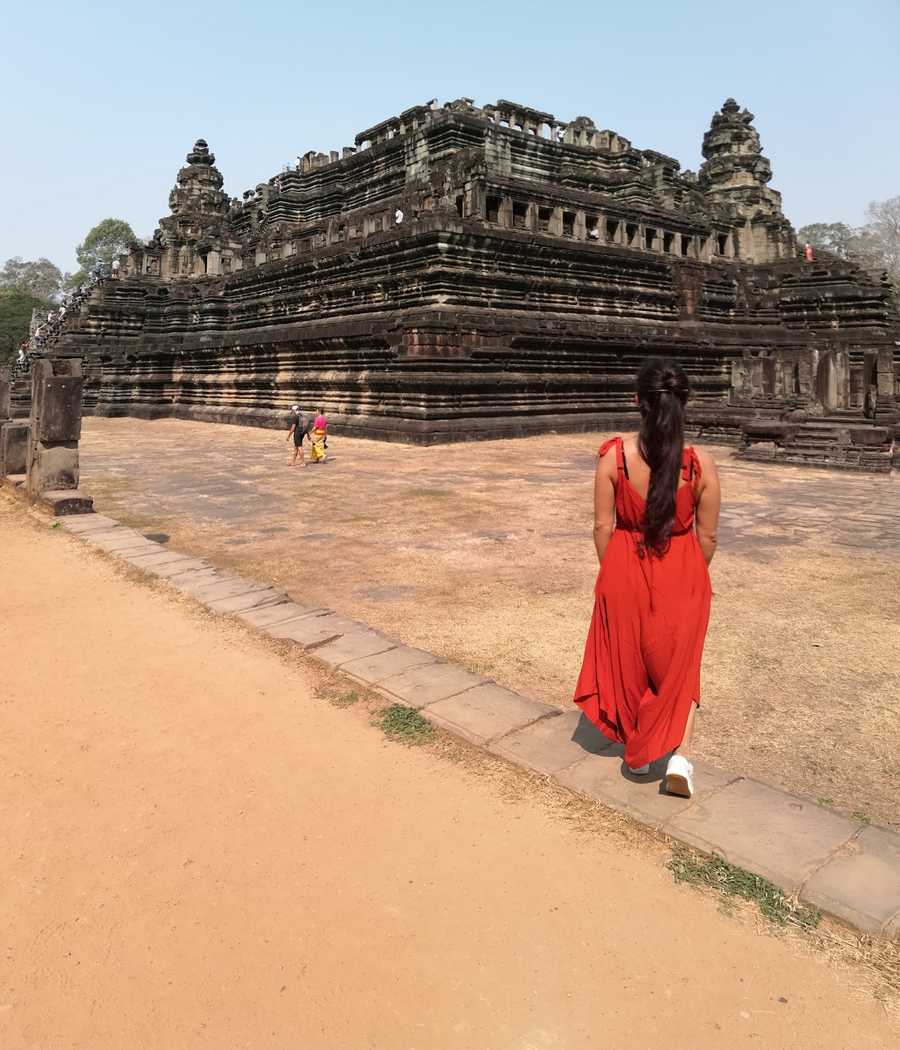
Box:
left=816, top=350, right=849, bottom=412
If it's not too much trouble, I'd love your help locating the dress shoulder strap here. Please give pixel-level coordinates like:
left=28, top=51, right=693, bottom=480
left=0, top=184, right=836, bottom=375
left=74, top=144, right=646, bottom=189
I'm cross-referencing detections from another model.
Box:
left=598, top=436, right=625, bottom=473
left=681, top=446, right=702, bottom=484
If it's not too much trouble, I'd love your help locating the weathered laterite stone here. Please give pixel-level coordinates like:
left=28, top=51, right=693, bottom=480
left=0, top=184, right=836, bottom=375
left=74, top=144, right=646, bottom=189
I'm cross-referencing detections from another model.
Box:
left=36, top=97, right=899, bottom=461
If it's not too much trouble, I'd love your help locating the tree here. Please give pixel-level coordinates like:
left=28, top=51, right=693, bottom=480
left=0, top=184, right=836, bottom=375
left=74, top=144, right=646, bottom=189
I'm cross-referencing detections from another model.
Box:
left=798, top=197, right=900, bottom=285
left=796, top=222, right=856, bottom=260
left=0, top=256, right=65, bottom=301
left=70, top=217, right=139, bottom=287
left=0, top=288, right=47, bottom=366
left=861, top=195, right=900, bottom=281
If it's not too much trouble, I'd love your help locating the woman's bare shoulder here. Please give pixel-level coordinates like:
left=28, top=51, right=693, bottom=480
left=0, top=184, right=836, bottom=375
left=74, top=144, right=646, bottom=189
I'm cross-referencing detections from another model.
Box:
left=691, top=444, right=719, bottom=476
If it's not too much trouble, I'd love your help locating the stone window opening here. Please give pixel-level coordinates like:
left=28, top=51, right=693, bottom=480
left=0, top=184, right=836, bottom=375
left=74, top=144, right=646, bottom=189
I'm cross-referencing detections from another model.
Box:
left=586, top=215, right=600, bottom=240
left=537, top=207, right=552, bottom=233
left=512, top=201, right=529, bottom=229
left=562, top=211, right=575, bottom=238
left=606, top=219, right=620, bottom=243
left=716, top=233, right=729, bottom=255
left=625, top=223, right=638, bottom=247
left=644, top=227, right=657, bottom=251
left=486, top=195, right=502, bottom=223
left=680, top=235, right=691, bottom=257
left=793, top=362, right=802, bottom=396
left=663, top=231, right=675, bottom=254
left=455, top=195, right=465, bottom=217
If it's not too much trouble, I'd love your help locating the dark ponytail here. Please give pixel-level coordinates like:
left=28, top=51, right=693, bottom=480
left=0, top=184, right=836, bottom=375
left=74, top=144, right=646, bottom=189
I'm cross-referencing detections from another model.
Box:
left=636, top=359, right=690, bottom=557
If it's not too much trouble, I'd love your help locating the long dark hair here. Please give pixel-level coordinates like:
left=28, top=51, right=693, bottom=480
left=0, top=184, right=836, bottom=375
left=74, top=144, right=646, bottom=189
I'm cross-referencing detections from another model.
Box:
left=636, top=358, right=690, bottom=557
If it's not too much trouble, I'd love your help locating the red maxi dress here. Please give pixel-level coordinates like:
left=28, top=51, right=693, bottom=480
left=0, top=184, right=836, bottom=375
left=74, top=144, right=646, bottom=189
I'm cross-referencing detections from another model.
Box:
left=573, top=437, right=711, bottom=768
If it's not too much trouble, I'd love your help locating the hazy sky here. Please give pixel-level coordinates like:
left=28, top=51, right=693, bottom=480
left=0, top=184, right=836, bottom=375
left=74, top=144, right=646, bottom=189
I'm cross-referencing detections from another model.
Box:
left=3, top=0, right=898, bottom=273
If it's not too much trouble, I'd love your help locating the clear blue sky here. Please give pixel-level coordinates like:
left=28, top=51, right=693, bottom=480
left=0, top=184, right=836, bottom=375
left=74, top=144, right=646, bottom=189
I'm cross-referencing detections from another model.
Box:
left=3, top=0, right=898, bottom=274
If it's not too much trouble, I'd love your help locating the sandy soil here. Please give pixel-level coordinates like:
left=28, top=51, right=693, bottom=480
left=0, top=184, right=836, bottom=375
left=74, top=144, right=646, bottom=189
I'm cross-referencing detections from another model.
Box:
left=0, top=497, right=898, bottom=1049
left=79, top=418, right=900, bottom=830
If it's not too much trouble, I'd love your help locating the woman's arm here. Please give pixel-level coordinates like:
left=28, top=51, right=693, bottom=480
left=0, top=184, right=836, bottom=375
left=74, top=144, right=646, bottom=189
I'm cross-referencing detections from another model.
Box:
left=694, top=450, right=721, bottom=565
left=593, top=448, right=617, bottom=565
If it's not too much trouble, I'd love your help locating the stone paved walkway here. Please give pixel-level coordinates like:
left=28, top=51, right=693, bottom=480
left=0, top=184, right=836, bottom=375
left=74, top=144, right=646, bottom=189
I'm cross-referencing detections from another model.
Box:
left=56, top=509, right=900, bottom=938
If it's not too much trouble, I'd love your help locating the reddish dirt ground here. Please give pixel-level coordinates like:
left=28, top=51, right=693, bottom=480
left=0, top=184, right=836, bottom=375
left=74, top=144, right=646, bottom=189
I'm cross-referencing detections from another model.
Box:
left=1, top=498, right=898, bottom=1048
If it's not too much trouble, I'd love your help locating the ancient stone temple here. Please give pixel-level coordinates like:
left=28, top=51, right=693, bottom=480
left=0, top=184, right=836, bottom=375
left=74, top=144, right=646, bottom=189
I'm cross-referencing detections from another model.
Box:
left=49, top=97, right=899, bottom=462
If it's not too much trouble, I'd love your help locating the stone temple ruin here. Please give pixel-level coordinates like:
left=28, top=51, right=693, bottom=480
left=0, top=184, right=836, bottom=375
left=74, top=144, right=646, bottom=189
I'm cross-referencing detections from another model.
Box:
left=35, top=97, right=900, bottom=469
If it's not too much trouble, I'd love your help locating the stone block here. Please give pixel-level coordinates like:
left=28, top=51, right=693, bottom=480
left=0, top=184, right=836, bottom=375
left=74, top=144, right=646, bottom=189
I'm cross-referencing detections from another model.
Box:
left=190, top=575, right=272, bottom=603
left=802, top=825, right=900, bottom=934
left=341, top=646, right=438, bottom=685
left=60, top=513, right=120, bottom=532
left=376, top=661, right=488, bottom=710
left=144, top=557, right=211, bottom=578
left=37, top=489, right=93, bottom=516
left=121, top=548, right=193, bottom=567
left=557, top=750, right=738, bottom=830
left=666, top=778, right=858, bottom=893
left=83, top=528, right=159, bottom=553
left=38, top=376, right=83, bottom=441
left=424, top=684, right=554, bottom=745
left=236, top=602, right=325, bottom=629
left=206, top=588, right=288, bottom=613
left=490, top=711, right=614, bottom=775
left=0, top=372, right=9, bottom=419
left=311, top=629, right=397, bottom=668
left=168, top=567, right=222, bottom=591
left=30, top=443, right=79, bottom=492
left=264, top=612, right=347, bottom=649
left=0, top=422, right=29, bottom=476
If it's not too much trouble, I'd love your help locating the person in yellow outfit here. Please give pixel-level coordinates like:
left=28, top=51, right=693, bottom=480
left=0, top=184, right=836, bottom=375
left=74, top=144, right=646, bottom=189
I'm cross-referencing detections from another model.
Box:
left=309, top=412, right=328, bottom=463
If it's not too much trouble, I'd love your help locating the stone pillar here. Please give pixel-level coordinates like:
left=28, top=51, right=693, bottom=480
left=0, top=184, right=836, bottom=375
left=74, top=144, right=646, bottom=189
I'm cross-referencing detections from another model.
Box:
left=498, top=196, right=514, bottom=228
left=875, top=347, right=897, bottom=421
left=549, top=207, right=563, bottom=237
left=25, top=358, right=93, bottom=514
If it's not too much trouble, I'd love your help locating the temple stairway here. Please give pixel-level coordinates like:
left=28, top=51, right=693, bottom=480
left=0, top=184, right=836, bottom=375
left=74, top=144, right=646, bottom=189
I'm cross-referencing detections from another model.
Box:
left=737, top=417, right=896, bottom=474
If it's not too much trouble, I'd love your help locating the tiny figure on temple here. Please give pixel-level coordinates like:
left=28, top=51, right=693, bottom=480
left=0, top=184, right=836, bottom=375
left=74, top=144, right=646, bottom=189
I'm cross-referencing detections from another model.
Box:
left=804, top=242, right=815, bottom=262
left=286, top=404, right=310, bottom=467
left=394, top=208, right=404, bottom=225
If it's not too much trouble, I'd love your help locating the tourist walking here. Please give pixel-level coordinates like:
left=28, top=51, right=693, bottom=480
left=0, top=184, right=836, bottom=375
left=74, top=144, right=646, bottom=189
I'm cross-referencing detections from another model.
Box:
left=573, top=360, right=720, bottom=798
left=309, top=411, right=328, bottom=463
left=286, top=404, right=311, bottom=466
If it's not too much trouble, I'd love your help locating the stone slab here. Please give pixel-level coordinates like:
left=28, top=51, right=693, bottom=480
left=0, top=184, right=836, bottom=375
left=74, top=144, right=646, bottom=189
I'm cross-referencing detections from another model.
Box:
left=802, top=825, right=900, bottom=935
left=142, top=557, right=211, bottom=578
left=557, top=750, right=738, bottom=830
left=121, top=549, right=194, bottom=568
left=83, top=528, right=161, bottom=553
left=666, top=778, right=859, bottom=893
left=376, top=661, right=489, bottom=710
left=206, top=588, right=288, bottom=614
left=60, top=513, right=120, bottom=533
left=2, top=474, right=25, bottom=492
left=264, top=612, right=347, bottom=649
left=490, top=711, right=615, bottom=774
left=190, top=575, right=272, bottom=603
left=168, top=567, right=223, bottom=591
left=170, top=570, right=239, bottom=596
left=37, top=490, right=93, bottom=516
left=341, top=646, right=438, bottom=685
left=113, top=543, right=170, bottom=560
left=424, top=684, right=554, bottom=746
left=311, top=629, right=397, bottom=668
left=237, top=602, right=325, bottom=629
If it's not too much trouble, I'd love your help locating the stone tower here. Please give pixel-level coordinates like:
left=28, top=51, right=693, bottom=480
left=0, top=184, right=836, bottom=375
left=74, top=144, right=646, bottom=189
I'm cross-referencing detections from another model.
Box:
left=157, top=139, right=232, bottom=277
left=699, top=99, right=795, bottom=263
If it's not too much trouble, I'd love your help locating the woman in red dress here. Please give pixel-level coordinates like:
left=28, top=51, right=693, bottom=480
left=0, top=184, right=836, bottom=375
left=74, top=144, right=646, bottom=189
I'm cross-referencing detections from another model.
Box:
left=573, top=360, right=721, bottom=797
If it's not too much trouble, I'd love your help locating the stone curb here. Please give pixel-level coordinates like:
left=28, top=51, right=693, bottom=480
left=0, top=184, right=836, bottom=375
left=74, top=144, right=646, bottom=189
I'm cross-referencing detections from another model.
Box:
left=55, top=511, right=900, bottom=939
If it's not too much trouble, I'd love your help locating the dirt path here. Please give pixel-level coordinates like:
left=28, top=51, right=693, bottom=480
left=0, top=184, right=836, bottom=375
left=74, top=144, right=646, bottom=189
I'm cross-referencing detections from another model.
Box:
left=0, top=499, right=896, bottom=1049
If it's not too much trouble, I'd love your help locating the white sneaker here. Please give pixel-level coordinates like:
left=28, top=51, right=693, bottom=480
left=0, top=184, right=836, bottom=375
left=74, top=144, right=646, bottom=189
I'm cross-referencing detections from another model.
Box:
left=627, top=763, right=650, bottom=776
left=665, top=754, right=694, bottom=798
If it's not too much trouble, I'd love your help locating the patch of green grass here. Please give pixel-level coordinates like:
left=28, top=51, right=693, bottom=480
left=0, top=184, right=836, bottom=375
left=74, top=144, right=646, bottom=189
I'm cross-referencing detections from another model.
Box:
left=401, top=487, right=453, bottom=499
left=667, top=846, right=820, bottom=930
left=852, top=810, right=872, bottom=826
left=377, top=704, right=435, bottom=744
left=817, top=796, right=834, bottom=807
left=314, top=684, right=360, bottom=708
